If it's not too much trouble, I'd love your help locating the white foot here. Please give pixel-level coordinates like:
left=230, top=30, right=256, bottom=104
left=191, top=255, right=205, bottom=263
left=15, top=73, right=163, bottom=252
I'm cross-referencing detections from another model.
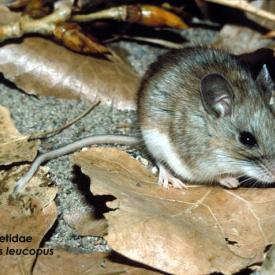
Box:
left=158, top=164, right=187, bottom=189
left=219, top=176, right=240, bottom=188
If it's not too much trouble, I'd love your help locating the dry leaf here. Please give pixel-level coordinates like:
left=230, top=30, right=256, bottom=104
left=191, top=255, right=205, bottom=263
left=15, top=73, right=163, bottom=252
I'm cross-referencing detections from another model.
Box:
left=212, top=25, right=275, bottom=54
left=64, top=210, right=107, bottom=237
left=33, top=249, right=162, bottom=275
left=0, top=203, right=56, bottom=275
left=0, top=165, right=57, bottom=275
left=265, top=30, right=275, bottom=39
left=73, top=4, right=188, bottom=29
left=246, top=0, right=275, bottom=30
left=0, top=105, right=39, bottom=165
left=0, top=164, right=57, bottom=205
left=53, top=22, right=109, bottom=55
left=0, top=37, right=140, bottom=110
left=72, top=148, right=275, bottom=275
left=137, top=5, right=188, bottom=29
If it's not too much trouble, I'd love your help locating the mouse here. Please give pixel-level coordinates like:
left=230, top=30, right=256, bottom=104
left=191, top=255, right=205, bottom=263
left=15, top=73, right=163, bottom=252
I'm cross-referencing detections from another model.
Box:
left=138, top=46, right=275, bottom=189
left=13, top=46, right=275, bottom=194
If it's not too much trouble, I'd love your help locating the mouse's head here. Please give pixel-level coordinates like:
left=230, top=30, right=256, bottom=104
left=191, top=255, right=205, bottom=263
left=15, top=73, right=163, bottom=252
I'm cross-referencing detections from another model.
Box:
left=200, top=65, right=275, bottom=184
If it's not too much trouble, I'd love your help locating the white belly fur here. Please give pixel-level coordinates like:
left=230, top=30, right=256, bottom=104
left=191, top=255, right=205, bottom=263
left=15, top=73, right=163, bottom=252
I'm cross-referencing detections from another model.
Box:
left=142, top=129, right=193, bottom=180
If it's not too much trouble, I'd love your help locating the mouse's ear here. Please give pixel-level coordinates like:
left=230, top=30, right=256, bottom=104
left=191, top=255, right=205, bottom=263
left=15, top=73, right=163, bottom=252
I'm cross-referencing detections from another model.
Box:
left=200, top=73, right=234, bottom=118
left=256, top=64, right=274, bottom=105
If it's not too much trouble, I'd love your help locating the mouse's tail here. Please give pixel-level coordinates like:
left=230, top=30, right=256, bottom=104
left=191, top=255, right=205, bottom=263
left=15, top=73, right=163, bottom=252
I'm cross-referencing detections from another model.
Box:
left=12, top=135, right=139, bottom=196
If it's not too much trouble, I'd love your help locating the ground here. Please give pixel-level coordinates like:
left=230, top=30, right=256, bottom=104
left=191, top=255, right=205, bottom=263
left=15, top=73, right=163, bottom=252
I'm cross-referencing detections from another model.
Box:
left=0, top=28, right=216, bottom=252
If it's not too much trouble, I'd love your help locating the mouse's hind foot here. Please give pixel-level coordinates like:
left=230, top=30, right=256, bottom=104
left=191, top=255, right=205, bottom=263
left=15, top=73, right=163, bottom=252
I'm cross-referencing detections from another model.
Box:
left=157, top=163, right=187, bottom=189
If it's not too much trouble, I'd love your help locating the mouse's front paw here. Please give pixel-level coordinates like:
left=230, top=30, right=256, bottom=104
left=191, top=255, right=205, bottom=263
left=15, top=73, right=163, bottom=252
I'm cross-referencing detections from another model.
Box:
left=158, top=163, right=187, bottom=189
left=219, top=176, right=240, bottom=189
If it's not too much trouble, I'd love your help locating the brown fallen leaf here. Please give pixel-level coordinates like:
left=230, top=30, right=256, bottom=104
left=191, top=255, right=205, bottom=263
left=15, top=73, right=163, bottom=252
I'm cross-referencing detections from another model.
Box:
left=212, top=25, right=275, bottom=54
left=0, top=164, right=57, bottom=205
left=64, top=210, right=107, bottom=237
left=0, top=37, right=139, bottom=110
left=33, top=249, right=162, bottom=275
left=0, top=105, right=39, bottom=165
left=0, top=165, right=57, bottom=275
left=72, top=147, right=275, bottom=275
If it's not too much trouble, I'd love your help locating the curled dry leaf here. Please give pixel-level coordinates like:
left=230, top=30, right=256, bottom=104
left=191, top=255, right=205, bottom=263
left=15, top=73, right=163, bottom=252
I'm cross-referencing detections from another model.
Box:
left=73, top=4, right=188, bottom=29
left=0, top=105, right=39, bottom=165
left=64, top=210, right=107, bottom=237
left=72, top=147, right=275, bottom=275
left=33, top=249, right=161, bottom=275
left=137, top=5, right=188, bottom=29
left=53, top=22, right=109, bottom=55
left=0, top=37, right=139, bottom=110
left=0, top=165, right=57, bottom=275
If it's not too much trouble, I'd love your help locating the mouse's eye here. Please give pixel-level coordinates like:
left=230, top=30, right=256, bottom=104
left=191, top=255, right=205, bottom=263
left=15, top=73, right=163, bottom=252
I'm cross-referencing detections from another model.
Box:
left=239, top=131, right=258, bottom=147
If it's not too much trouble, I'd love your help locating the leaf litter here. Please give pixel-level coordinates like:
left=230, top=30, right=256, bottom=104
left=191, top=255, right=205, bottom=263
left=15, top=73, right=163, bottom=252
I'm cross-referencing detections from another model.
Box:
left=0, top=164, right=57, bottom=275
left=72, top=147, right=275, bottom=275
left=0, top=3, right=141, bottom=110
left=0, top=1, right=275, bottom=273
left=0, top=105, right=39, bottom=165
left=0, top=37, right=140, bottom=110
left=0, top=102, right=58, bottom=274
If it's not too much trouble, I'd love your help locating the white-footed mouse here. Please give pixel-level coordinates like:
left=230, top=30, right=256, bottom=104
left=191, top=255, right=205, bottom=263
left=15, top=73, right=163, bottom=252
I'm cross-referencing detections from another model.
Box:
left=13, top=47, right=274, bottom=194
left=138, top=47, right=275, bottom=189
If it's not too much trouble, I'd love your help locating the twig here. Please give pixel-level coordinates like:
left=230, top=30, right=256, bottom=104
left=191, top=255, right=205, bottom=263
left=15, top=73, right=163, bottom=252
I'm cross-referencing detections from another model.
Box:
left=29, top=101, right=101, bottom=140
left=116, top=35, right=184, bottom=49
left=204, top=0, right=275, bottom=23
